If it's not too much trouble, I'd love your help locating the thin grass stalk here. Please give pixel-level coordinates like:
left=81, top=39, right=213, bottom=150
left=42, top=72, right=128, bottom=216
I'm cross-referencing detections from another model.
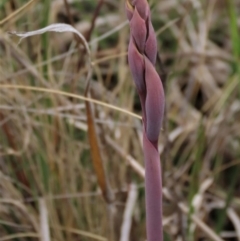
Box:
left=125, top=0, right=165, bottom=240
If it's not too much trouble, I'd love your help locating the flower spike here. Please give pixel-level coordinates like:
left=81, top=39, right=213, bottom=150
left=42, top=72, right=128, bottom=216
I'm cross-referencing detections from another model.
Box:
left=125, top=0, right=165, bottom=240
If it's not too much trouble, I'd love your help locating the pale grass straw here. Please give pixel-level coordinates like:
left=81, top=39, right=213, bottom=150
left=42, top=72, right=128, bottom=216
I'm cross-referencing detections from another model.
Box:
left=0, top=84, right=141, bottom=119
left=120, top=183, right=138, bottom=241
left=0, top=0, right=39, bottom=26
left=39, top=198, right=50, bottom=241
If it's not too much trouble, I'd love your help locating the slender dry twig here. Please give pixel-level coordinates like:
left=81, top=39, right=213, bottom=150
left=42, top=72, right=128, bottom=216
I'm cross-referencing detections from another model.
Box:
left=85, top=0, right=105, bottom=41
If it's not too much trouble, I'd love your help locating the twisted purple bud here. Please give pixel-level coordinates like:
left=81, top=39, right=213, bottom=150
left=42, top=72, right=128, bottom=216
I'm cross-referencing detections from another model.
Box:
left=126, top=0, right=165, bottom=240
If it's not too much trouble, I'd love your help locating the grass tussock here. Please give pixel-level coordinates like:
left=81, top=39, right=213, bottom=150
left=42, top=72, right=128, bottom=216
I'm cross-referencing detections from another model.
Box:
left=0, top=0, right=240, bottom=240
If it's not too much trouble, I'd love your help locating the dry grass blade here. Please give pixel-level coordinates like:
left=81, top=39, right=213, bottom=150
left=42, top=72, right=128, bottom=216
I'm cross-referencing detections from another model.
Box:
left=0, top=199, right=39, bottom=232
left=0, top=233, right=40, bottom=241
left=156, top=17, right=180, bottom=37
left=227, top=208, right=240, bottom=241
left=39, top=198, right=50, bottom=241
left=85, top=101, right=114, bottom=203
left=177, top=203, right=224, bottom=241
left=0, top=0, right=39, bottom=26
left=0, top=84, right=141, bottom=119
left=9, top=23, right=89, bottom=53
left=105, top=135, right=145, bottom=178
left=51, top=225, right=107, bottom=241
left=120, top=183, right=138, bottom=241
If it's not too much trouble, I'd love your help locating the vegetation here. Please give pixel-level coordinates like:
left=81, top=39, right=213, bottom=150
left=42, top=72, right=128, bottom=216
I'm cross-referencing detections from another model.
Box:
left=0, top=0, right=240, bottom=241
